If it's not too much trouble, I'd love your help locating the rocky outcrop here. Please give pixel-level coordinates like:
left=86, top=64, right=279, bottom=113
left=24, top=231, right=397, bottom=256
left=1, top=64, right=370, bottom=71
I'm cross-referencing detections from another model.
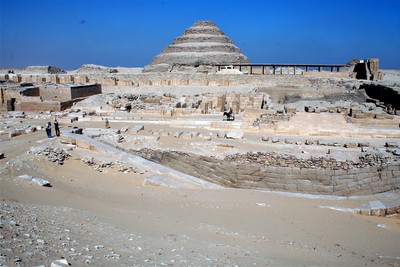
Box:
left=143, top=21, right=250, bottom=73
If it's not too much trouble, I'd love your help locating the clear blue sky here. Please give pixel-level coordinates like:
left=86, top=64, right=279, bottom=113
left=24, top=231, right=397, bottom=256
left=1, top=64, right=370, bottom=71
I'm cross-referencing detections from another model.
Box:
left=1, top=0, right=399, bottom=70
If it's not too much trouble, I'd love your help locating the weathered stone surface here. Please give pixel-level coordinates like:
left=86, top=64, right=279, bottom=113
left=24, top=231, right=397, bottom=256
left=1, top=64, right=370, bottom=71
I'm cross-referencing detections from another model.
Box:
left=226, top=131, right=244, bottom=139
left=51, top=258, right=70, bottom=267
left=369, top=201, right=386, bottom=216
left=131, top=125, right=144, bottom=133
left=174, top=131, right=183, bottom=138
left=143, top=21, right=249, bottom=73
left=18, top=174, right=32, bottom=180
left=386, top=141, right=399, bottom=148
left=216, top=131, right=226, bottom=138
left=32, top=178, right=51, bottom=187
left=71, top=128, right=83, bottom=134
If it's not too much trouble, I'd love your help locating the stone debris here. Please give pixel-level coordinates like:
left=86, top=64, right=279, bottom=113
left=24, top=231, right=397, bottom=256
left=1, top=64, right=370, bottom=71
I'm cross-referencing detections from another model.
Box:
left=32, top=146, right=71, bottom=165
left=51, top=258, right=70, bottom=267
left=385, top=141, right=399, bottom=148
left=1, top=201, right=253, bottom=266
left=226, top=131, right=244, bottom=140
left=357, top=199, right=400, bottom=217
left=174, top=131, right=183, bottom=138
left=131, top=125, right=144, bottom=133
left=71, top=127, right=83, bottom=134
left=32, top=178, right=51, bottom=187
left=216, top=131, right=226, bottom=138
left=81, top=156, right=146, bottom=174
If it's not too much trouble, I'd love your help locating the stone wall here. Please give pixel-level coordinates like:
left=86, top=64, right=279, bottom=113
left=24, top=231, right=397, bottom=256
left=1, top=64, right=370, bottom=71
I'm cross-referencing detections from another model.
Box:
left=70, top=84, right=102, bottom=99
left=17, top=100, right=62, bottom=112
left=0, top=87, right=40, bottom=111
left=131, top=149, right=400, bottom=196
left=40, top=85, right=71, bottom=101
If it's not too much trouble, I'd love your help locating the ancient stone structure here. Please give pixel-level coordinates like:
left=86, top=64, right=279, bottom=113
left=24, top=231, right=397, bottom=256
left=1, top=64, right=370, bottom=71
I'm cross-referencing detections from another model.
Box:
left=143, top=21, right=250, bottom=73
left=131, top=148, right=399, bottom=196
left=347, top=58, right=382, bottom=81
left=0, top=82, right=101, bottom=112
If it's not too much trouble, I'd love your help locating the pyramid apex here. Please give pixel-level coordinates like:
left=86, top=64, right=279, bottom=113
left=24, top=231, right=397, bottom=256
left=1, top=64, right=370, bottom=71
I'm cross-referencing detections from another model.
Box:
left=193, top=21, right=217, bottom=27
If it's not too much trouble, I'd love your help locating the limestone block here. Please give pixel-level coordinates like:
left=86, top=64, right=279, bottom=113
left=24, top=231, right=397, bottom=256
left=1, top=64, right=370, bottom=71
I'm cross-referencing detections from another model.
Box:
left=32, top=178, right=51, bottom=187
left=385, top=141, right=399, bottom=148
left=181, top=132, right=193, bottom=139
left=51, top=258, right=70, bottom=267
left=284, top=183, right=297, bottom=191
left=60, top=135, right=76, bottom=145
left=174, top=131, right=183, bottom=138
left=369, top=201, right=386, bottom=216
left=271, top=137, right=279, bottom=143
left=226, top=131, right=244, bottom=139
left=200, top=134, right=211, bottom=141
left=360, top=204, right=371, bottom=216
left=305, top=139, right=314, bottom=145
left=9, top=130, right=24, bottom=138
left=71, top=128, right=83, bottom=134
left=358, top=142, right=370, bottom=147
left=132, top=125, right=144, bottom=133
left=216, top=131, right=226, bottom=138
left=392, top=149, right=400, bottom=156
left=317, top=139, right=336, bottom=146
left=25, top=126, right=37, bottom=133
left=344, top=143, right=358, bottom=148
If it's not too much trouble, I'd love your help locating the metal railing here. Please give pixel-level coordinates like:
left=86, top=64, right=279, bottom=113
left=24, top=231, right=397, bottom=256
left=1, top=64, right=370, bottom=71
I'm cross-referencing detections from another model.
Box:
left=215, top=63, right=346, bottom=75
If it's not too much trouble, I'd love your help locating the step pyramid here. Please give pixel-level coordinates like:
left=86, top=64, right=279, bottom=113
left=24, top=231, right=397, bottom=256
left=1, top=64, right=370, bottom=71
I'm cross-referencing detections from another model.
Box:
left=143, top=21, right=250, bottom=72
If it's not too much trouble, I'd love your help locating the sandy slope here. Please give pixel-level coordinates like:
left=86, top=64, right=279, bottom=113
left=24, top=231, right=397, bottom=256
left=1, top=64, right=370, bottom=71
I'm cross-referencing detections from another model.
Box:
left=1, top=131, right=400, bottom=266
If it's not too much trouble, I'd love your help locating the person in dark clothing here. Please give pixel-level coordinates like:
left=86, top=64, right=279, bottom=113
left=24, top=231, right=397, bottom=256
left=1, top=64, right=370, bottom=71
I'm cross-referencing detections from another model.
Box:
left=54, top=118, right=60, bottom=137
left=223, top=107, right=235, bottom=121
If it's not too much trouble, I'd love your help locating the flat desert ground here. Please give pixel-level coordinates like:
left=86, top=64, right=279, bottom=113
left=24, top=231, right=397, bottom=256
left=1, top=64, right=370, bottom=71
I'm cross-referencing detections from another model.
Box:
left=1, top=126, right=400, bottom=267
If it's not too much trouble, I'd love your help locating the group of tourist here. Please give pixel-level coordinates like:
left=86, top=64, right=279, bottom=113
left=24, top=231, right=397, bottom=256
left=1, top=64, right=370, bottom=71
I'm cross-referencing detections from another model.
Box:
left=45, top=119, right=60, bottom=138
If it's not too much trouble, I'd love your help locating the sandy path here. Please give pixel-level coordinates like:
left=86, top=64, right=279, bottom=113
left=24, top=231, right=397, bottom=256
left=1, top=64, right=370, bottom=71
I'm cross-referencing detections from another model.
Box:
left=1, top=132, right=400, bottom=266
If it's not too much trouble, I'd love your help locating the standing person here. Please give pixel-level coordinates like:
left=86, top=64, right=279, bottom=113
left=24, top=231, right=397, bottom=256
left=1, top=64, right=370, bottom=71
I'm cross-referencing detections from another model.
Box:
left=105, top=118, right=110, bottom=129
left=54, top=118, right=60, bottom=137
left=45, top=122, right=52, bottom=138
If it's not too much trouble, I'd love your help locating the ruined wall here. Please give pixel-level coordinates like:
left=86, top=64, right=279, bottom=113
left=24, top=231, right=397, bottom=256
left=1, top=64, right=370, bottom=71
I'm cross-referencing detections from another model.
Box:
left=70, top=84, right=101, bottom=99
left=0, top=87, right=40, bottom=111
left=131, top=149, right=400, bottom=196
left=303, top=71, right=350, bottom=79
left=40, top=86, right=71, bottom=101
left=17, top=100, right=62, bottom=112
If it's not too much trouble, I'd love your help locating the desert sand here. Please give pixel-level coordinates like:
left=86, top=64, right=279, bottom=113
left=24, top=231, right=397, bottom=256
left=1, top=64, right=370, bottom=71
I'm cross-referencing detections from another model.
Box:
left=1, top=116, right=400, bottom=266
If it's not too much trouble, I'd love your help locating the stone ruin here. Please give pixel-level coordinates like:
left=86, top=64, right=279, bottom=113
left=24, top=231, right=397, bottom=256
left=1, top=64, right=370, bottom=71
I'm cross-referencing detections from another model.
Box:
left=347, top=58, right=382, bottom=81
left=143, top=21, right=250, bottom=73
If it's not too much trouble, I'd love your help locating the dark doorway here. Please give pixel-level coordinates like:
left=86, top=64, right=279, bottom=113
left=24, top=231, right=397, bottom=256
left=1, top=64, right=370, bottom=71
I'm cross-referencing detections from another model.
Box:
left=7, top=98, right=16, bottom=111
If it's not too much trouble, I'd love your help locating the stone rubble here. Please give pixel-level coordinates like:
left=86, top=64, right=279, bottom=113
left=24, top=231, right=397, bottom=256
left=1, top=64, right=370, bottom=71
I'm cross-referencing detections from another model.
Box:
left=0, top=202, right=256, bottom=266
left=31, top=146, right=71, bottom=165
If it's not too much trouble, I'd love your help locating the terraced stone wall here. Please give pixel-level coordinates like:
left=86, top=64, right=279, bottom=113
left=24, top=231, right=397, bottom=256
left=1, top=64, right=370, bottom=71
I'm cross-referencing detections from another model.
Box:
left=132, top=149, right=400, bottom=196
